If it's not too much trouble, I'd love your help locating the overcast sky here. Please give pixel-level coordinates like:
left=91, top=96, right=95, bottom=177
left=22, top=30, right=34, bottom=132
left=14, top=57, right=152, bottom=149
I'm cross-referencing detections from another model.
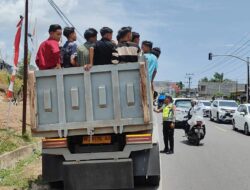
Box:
left=1, top=0, right=250, bottom=86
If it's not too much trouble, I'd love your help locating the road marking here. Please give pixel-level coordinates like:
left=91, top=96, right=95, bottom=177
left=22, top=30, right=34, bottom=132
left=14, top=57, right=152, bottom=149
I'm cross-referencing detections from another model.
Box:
left=213, top=125, right=227, bottom=132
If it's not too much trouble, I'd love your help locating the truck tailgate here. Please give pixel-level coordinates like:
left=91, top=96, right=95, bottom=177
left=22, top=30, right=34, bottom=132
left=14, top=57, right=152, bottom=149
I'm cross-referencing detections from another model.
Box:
left=29, top=62, right=153, bottom=137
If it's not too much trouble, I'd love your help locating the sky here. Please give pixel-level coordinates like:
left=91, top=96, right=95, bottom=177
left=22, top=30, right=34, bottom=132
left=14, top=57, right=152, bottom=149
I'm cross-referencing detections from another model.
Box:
left=1, top=0, right=250, bottom=87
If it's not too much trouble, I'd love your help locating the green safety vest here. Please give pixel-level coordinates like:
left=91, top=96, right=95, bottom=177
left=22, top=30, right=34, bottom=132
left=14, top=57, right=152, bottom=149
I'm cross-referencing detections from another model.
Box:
left=163, top=104, right=174, bottom=121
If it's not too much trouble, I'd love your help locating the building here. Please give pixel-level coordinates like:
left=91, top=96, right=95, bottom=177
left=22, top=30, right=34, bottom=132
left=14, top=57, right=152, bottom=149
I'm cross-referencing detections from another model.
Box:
left=198, top=81, right=245, bottom=98
left=0, top=59, right=12, bottom=73
left=154, top=81, right=181, bottom=97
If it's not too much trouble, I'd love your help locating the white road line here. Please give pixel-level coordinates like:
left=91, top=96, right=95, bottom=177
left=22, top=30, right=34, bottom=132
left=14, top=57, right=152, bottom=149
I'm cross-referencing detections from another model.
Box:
left=212, top=124, right=228, bottom=132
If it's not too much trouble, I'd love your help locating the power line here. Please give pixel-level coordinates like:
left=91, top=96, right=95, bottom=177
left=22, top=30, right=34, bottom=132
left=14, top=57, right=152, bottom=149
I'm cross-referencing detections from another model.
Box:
left=193, top=33, right=250, bottom=77
left=193, top=45, right=250, bottom=79
left=48, top=0, right=84, bottom=43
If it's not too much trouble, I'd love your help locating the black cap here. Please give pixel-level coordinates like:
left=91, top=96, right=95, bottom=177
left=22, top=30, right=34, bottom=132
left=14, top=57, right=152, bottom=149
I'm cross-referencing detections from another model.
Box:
left=151, top=47, right=161, bottom=58
left=48, top=24, right=62, bottom=33
left=100, top=27, right=113, bottom=36
left=142, top=41, right=153, bottom=49
left=63, top=27, right=75, bottom=38
left=84, top=28, right=98, bottom=40
left=118, top=26, right=132, bottom=39
left=132, top=32, right=140, bottom=41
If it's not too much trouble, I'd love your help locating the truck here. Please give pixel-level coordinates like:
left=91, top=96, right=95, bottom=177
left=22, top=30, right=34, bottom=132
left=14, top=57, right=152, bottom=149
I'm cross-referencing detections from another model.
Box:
left=28, top=62, right=160, bottom=190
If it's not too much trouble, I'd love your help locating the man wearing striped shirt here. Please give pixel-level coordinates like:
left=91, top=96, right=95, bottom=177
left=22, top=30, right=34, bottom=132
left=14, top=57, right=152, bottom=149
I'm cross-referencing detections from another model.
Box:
left=112, top=27, right=140, bottom=64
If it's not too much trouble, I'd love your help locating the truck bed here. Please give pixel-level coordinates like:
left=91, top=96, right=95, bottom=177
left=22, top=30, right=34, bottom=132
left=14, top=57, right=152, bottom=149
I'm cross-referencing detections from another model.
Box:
left=28, top=62, right=153, bottom=138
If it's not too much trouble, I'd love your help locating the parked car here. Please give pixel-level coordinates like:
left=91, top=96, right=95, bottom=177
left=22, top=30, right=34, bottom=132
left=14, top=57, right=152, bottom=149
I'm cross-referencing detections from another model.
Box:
left=199, top=100, right=211, bottom=117
left=173, top=98, right=193, bottom=128
left=210, top=100, right=238, bottom=123
left=232, top=104, right=250, bottom=135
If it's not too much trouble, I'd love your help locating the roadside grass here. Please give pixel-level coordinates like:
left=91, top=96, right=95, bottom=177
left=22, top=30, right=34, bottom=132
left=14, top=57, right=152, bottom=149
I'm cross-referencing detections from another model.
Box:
left=0, top=128, right=35, bottom=155
left=0, top=150, right=41, bottom=189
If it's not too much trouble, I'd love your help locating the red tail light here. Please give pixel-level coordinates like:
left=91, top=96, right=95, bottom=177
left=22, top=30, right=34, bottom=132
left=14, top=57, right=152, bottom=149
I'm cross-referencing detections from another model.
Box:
left=196, top=121, right=203, bottom=126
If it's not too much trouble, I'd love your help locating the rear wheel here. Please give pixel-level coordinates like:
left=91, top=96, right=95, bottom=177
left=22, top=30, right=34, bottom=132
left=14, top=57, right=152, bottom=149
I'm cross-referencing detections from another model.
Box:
left=244, top=123, right=249, bottom=136
left=196, top=139, right=200, bottom=146
left=217, top=113, right=221, bottom=123
left=232, top=120, right=237, bottom=131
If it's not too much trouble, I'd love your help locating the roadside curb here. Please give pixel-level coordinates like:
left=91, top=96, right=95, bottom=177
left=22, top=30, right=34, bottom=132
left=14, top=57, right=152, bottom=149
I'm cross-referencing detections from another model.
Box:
left=0, top=142, right=41, bottom=170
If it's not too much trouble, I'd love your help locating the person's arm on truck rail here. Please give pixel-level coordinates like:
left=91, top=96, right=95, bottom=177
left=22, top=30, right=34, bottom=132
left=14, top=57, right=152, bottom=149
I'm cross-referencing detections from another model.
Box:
left=84, top=47, right=94, bottom=71
left=154, top=106, right=163, bottom=113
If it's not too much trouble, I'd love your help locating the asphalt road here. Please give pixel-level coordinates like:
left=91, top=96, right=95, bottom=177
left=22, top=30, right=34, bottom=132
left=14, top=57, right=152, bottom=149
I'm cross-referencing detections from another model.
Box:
left=155, top=115, right=250, bottom=190
left=31, top=115, right=250, bottom=190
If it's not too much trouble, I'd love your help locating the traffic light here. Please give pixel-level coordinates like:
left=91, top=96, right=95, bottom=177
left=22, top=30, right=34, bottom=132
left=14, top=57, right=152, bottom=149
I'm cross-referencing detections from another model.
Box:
left=208, top=53, right=213, bottom=60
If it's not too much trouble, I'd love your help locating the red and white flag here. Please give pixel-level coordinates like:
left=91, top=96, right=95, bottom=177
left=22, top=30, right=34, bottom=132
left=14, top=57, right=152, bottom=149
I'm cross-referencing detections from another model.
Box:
left=6, top=16, right=24, bottom=99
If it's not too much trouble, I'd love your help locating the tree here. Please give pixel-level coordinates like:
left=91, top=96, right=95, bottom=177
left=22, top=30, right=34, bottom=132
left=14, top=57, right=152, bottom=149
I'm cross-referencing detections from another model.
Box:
left=16, top=51, right=32, bottom=79
left=176, top=81, right=184, bottom=90
left=212, top=72, right=224, bottom=82
left=200, top=77, right=209, bottom=82
left=200, top=72, right=233, bottom=83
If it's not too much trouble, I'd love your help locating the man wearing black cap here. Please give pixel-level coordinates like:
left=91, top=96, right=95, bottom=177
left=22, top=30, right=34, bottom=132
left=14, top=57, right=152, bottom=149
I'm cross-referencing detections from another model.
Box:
left=93, top=27, right=114, bottom=65
left=78, top=28, right=98, bottom=71
left=36, top=24, right=62, bottom=70
left=131, top=32, right=140, bottom=45
left=111, top=27, right=140, bottom=64
left=151, top=47, right=161, bottom=59
left=61, top=27, right=78, bottom=68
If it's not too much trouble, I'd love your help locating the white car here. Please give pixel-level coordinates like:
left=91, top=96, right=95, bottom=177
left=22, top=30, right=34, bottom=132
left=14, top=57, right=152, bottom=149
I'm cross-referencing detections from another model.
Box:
left=232, top=104, right=250, bottom=135
left=173, top=98, right=192, bottom=128
left=199, top=100, right=211, bottom=117
left=210, top=100, right=238, bottom=123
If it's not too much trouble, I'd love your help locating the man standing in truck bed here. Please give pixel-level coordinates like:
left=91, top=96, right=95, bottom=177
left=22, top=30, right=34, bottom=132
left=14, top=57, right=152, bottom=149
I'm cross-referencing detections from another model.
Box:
left=111, top=27, right=140, bottom=64
left=78, top=28, right=98, bottom=71
left=93, top=27, right=114, bottom=65
left=36, top=24, right=62, bottom=70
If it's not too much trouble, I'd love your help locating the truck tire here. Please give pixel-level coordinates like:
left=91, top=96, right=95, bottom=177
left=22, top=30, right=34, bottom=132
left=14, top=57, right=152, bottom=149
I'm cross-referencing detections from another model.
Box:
left=147, top=175, right=160, bottom=186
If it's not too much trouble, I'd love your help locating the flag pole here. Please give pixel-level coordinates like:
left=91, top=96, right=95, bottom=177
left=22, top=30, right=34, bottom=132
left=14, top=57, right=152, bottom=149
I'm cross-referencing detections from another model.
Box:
left=22, top=0, right=28, bottom=136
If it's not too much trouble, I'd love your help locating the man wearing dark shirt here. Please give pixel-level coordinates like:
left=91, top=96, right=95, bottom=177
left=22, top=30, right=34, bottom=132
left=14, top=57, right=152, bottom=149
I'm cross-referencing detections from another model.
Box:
left=93, top=27, right=114, bottom=65
left=131, top=32, right=140, bottom=45
left=61, top=27, right=78, bottom=68
left=112, top=27, right=140, bottom=64
left=36, top=24, right=62, bottom=70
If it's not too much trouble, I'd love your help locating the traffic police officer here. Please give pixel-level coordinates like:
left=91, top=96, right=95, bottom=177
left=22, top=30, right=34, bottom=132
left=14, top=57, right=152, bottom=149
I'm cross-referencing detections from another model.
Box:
left=154, top=95, right=175, bottom=154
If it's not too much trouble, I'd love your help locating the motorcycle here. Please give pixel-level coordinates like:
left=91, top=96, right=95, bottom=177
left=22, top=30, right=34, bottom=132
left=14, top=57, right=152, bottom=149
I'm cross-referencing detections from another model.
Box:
left=185, top=104, right=206, bottom=146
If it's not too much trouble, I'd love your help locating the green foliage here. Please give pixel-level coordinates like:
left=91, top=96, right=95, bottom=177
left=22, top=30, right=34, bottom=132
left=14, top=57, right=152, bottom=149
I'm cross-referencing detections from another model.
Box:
left=0, top=70, right=23, bottom=98
left=13, top=77, right=23, bottom=98
left=213, top=91, right=224, bottom=97
left=0, top=70, right=9, bottom=85
left=16, top=51, right=32, bottom=80
left=200, top=72, right=232, bottom=83
left=0, top=150, right=41, bottom=189
left=176, top=81, right=184, bottom=90
left=0, top=129, right=34, bottom=155
left=200, top=77, right=209, bottom=82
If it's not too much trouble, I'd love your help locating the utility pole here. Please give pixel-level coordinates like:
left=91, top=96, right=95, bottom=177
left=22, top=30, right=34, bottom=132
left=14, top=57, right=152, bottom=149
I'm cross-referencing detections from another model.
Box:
left=247, top=57, right=250, bottom=103
left=208, top=53, right=250, bottom=103
left=186, top=73, right=194, bottom=97
left=236, top=80, right=238, bottom=101
left=22, top=0, right=28, bottom=136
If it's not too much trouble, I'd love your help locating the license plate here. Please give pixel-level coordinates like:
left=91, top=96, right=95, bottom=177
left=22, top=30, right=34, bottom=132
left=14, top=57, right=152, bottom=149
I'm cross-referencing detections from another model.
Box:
left=82, top=135, right=111, bottom=145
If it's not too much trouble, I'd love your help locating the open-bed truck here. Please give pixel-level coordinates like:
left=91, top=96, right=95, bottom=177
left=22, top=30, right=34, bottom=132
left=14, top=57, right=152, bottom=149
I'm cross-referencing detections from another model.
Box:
left=28, top=62, right=160, bottom=190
